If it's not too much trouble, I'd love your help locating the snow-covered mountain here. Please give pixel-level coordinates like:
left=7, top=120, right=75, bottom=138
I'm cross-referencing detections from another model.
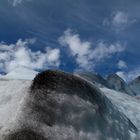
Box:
left=77, top=72, right=109, bottom=87
left=107, top=74, right=136, bottom=96
left=77, top=72, right=136, bottom=96
left=0, top=68, right=140, bottom=140
left=129, top=76, right=140, bottom=95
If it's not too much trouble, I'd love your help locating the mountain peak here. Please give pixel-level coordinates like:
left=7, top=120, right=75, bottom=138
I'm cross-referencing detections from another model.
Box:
left=107, top=73, right=124, bottom=81
left=107, top=73, right=135, bottom=96
left=133, top=76, right=140, bottom=83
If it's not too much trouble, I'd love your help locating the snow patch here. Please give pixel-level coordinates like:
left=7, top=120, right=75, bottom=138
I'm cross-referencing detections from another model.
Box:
left=0, top=66, right=38, bottom=80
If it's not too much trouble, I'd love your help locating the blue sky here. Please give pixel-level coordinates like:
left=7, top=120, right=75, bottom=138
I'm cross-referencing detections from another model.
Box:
left=0, top=0, right=140, bottom=81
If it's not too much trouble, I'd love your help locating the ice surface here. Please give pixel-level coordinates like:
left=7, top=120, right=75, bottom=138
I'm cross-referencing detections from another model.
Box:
left=0, top=66, right=36, bottom=136
left=0, top=79, right=31, bottom=136
left=100, top=87, right=140, bottom=130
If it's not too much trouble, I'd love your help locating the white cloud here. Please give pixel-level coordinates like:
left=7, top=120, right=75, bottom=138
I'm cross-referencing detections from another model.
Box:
left=0, top=38, right=60, bottom=73
left=9, top=0, right=31, bottom=7
left=89, top=41, right=125, bottom=61
left=8, top=0, right=23, bottom=6
left=59, top=29, right=92, bottom=70
left=59, top=29, right=91, bottom=56
left=117, top=60, right=127, bottom=69
left=103, top=11, right=136, bottom=31
left=112, top=11, right=128, bottom=26
left=116, top=67, right=140, bottom=82
left=59, top=29, right=125, bottom=70
left=13, top=0, right=22, bottom=6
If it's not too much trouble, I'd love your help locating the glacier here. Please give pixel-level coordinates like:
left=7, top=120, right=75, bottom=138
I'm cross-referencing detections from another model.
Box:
left=0, top=67, right=140, bottom=140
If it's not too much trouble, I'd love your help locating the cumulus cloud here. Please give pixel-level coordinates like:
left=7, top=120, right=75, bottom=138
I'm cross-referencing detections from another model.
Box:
left=89, top=41, right=125, bottom=60
left=116, top=67, right=140, bottom=82
left=59, top=29, right=125, bottom=70
left=0, top=38, right=60, bottom=73
left=117, top=60, right=127, bottom=69
left=59, top=29, right=92, bottom=70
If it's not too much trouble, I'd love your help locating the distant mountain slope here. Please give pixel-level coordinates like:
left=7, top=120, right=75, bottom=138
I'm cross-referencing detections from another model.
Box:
left=129, top=76, right=140, bottom=95
left=107, top=74, right=136, bottom=96
left=77, top=72, right=108, bottom=87
left=77, top=72, right=136, bottom=96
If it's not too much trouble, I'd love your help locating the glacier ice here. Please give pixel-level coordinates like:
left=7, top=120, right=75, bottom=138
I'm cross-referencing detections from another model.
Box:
left=0, top=69, right=140, bottom=139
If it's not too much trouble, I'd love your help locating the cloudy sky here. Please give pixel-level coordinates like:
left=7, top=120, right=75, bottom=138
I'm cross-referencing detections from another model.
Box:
left=0, top=0, right=140, bottom=81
